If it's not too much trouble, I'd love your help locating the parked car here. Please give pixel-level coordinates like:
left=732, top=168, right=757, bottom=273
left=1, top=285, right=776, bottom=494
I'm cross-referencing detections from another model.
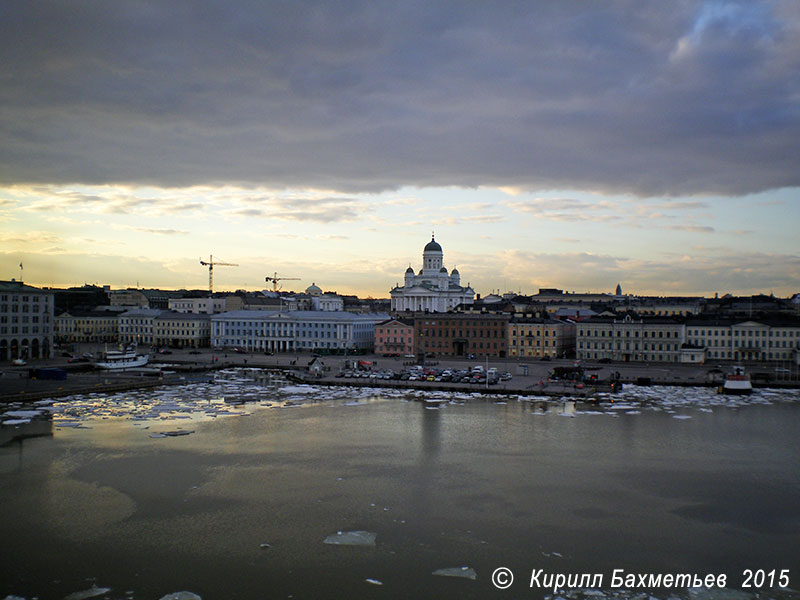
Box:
left=12, top=359, right=26, bottom=366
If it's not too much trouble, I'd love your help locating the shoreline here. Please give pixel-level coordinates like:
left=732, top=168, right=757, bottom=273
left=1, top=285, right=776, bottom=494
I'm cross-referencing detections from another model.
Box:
left=2, top=359, right=797, bottom=404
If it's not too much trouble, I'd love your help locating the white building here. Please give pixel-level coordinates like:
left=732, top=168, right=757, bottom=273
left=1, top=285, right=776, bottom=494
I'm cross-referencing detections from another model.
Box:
left=312, top=294, right=344, bottom=312
left=0, top=280, right=54, bottom=361
left=390, top=235, right=474, bottom=313
left=685, top=317, right=800, bottom=364
left=211, top=310, right=390, bottom=353
left=168, top=297, right=229, bottom=314
left=576, top=314, right=685, bottom=363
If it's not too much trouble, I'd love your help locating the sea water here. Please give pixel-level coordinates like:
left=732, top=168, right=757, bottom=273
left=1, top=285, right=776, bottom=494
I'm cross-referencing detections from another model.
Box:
left=1, top=372, right=798, bottom=599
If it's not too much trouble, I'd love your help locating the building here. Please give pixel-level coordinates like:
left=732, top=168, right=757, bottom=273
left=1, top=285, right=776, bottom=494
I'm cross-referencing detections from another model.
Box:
left=508, top=315, right=576, bottom=359
left=240, top=295, right=297, bottom=312
left=119, top=308, right=164, bottom=346
left=576, top=314, right=685, bottom=363
left=312, top=293, right=344, bottom=312
left=168, top=297, right=229, bottom=314
left=108, top=288, right=184, bottom=309
left=211, top=310, right=390, bottom=353
left=414, top=313, right=510, bottom=358
left=530, top=288, right=615, bottom=304
left=52, top=284, right=110, bottom=312
left=154, top=312, right=211, bottom=348
left=390, top=235, right=475, bottom=313
left=0, top=280, right=54, bottom=361
left=305, top=283, right=323, bottom=297
left=108, top=288, right=149, bottom=309
left=55, top=309, right=122, bottom=344
left=685, top=316, right=800, bottom=364
left=375, top=318, right=414, bottom=356
left=629, top=301, right=703, bottom=317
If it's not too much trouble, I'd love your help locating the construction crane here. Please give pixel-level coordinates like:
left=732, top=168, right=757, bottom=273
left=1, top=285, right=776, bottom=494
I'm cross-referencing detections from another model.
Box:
left=265, top=272, right=300, bottom=292
left=199, top=255, right=238, bottom=293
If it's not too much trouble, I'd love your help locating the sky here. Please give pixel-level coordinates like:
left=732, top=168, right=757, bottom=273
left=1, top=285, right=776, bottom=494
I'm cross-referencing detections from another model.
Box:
left=1, top=0, right=799, bottom=298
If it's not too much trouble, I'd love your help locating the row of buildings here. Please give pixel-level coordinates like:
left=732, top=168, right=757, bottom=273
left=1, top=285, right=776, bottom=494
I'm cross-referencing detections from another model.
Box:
left=2, top=235, right=799, bottom=365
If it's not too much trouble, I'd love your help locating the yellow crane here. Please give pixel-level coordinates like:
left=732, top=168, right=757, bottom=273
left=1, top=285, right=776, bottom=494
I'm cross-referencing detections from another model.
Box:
left=265, top=272, right=300, bottom=292
left=199, top=255, right=238, bottom=293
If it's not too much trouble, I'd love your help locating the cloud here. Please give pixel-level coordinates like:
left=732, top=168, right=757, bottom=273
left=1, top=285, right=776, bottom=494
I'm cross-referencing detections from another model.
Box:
left=1, top=1, right=797, bottom=196
left=453, top=247, right=800, bottom=297
left=0, top=231, right=62, bottom=245
left=503, top=198, right=624, bottom=223
left=224, top=194, right=369, bottom=222
left=434, top=214, right=505, bottom=225
left=112, top=225, right=189, bottom=235
left=664, top=224, right=715, bottom=233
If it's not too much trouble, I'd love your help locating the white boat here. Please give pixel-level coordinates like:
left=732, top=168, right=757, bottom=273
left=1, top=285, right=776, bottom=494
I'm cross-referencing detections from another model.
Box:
left=94, top=348, right=149, bottom=370
left=721, top=365, right=752, bottom=395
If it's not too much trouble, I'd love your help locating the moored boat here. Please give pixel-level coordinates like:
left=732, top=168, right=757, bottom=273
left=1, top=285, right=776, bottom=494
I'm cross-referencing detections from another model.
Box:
left=721, top=365, right=752, bottom=395
left=94, top=347, right=149, bottom=370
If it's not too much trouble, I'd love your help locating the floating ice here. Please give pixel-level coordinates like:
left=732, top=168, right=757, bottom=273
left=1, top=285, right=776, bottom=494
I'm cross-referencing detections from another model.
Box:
left=323, top=530, right=377, bottom=546
left=159, top=593, right=202, bottom=600
left=63, top=585, right=112, bottom=600
left=4, top=410, right=43, bottom=418
left=2, top=419, right=31, bottom=426
left=365, top=579, right=383, bottom=585
left=687, top=588, right=754, bottom=600
left=3, top=595, right=27, bottom=600
left=432, top=566, right=477, bottom=580
left=672, top=415, right=692, bottom=420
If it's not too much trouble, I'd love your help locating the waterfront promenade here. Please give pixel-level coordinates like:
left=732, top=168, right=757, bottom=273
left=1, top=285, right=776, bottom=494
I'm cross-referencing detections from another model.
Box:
left=2, top=344, right=797, bottom=403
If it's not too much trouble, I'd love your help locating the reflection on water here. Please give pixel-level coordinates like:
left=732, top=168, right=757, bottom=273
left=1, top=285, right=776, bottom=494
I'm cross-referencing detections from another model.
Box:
left=0, top=376, right=799, bottom=599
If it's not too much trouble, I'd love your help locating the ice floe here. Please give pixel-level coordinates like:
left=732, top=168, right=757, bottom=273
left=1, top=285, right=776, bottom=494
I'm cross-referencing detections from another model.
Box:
left=432, top=566, right=477, bottom=580
left=1, top=369, right=797, bottom=435
left=323, top=530, right=377, bottom=546
left=63, top=585, right=112, bottom=600
left=159, top=593, right=202, bottom=600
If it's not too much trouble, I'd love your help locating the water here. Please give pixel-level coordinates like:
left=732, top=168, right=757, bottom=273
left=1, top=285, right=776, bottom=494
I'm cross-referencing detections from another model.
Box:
left=1, top=374, right=799, bottom=599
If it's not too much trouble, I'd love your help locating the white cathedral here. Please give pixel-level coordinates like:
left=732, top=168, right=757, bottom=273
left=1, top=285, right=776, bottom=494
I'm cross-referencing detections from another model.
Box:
left=390, top=235, right=475, bottom=312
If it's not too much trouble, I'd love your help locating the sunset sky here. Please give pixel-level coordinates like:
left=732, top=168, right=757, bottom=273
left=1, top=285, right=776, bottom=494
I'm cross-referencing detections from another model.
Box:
left=2, top=1, right=799, bottom=298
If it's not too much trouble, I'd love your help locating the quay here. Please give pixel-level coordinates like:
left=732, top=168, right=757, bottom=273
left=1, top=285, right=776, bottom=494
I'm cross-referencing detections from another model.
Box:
left=2, top=344, right=797, bottom=404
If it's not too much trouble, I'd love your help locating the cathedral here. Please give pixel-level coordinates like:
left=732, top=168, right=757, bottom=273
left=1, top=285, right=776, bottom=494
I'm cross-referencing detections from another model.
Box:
left=390, top=235, right=475, bottom=312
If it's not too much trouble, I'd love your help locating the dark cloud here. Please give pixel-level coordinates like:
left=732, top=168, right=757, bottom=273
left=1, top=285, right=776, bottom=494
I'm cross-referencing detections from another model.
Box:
left=1, top=1, right=798, bottom=196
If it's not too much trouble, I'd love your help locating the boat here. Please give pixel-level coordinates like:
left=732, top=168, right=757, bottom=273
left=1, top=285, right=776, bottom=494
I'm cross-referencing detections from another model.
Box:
left=94, top=347, right=149, bottom=370
left=721, top=365, right=752, bottom=395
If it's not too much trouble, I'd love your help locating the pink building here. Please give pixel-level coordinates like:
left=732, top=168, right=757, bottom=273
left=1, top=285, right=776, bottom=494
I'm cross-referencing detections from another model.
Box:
left=374, top=318, right=415, bottom=356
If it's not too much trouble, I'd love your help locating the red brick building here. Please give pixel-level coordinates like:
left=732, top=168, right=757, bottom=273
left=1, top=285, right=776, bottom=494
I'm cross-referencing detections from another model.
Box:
left=374, top=318, right=414, bottom=356
left=414, top=313, right=510, bottom=357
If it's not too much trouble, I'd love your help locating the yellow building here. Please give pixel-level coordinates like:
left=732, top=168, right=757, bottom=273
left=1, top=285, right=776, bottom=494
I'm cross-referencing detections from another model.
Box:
left=55, top=309, right=121, bottom=343
left=508, top=315, right=576, bottom=359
